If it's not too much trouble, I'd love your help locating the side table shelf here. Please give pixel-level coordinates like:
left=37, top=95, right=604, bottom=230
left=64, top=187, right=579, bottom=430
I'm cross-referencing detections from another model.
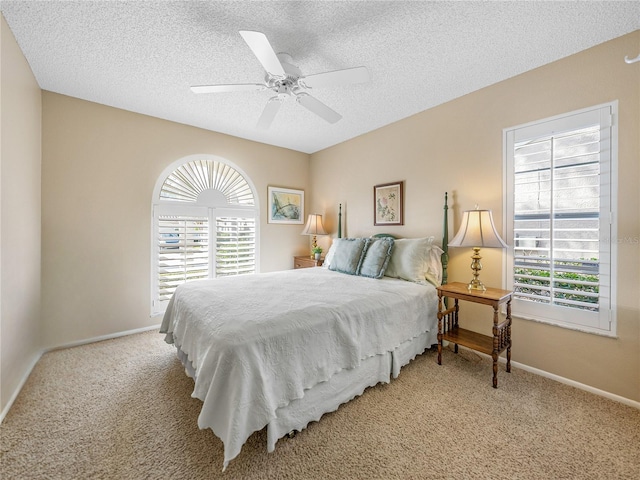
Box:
left=436, top=282, right=512, bottom=388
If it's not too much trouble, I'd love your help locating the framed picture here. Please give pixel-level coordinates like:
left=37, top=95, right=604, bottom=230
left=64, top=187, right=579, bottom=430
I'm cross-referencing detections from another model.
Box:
left=374, top=181, right=404, bottom=226
left=268, top=186, right=304, bottom=224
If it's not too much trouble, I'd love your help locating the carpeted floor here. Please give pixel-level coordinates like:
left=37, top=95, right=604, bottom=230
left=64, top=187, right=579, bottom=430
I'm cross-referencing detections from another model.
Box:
left=1, top=330, right=639, bottom=479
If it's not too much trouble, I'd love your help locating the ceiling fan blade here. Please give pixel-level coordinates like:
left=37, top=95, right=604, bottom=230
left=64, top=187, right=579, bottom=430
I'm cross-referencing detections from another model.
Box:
left=256, top=97, right=283, bottom=129
left=190, top=84, right=265, bottom=94
left=239, top=30, right=286, bottom=78
left=300, top=66, right=370, bottom=89
left=296, top=93, right=342, bottom=124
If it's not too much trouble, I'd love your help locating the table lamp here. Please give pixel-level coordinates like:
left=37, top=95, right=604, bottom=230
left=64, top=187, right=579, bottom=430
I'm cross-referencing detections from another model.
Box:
left=301, top=214, right=327, bottom=257
left=449, top=207, right=507, bottom=291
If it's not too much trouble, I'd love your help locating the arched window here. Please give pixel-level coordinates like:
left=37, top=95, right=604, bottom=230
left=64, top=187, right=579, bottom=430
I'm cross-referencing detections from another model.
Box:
left=151, top=155, right=259, bottom=315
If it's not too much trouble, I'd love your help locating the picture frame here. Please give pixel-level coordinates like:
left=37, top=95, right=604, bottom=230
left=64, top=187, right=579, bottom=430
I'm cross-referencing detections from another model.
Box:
left=268, top=186, right=304, bottom=224
left=374, top=181, right=404, bottom=226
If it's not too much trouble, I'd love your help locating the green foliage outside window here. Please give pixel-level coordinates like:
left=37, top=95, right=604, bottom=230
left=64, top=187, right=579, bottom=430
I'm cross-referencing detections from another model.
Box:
left=515, top=259, right=599, bottom=310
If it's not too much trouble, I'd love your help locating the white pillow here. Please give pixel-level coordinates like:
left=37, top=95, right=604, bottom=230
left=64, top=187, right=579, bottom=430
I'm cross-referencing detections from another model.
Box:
left=323, top=242, right=337, bottom=268
left=385, top=237, right=440, bottom=284
left=426, top=245, right=444, bottom=286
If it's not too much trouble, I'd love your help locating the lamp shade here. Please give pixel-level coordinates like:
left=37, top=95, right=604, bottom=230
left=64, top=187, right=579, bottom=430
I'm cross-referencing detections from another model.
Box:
left=301, top=214, right=328, bottom=236
left=449, top=209, right=507, bottom=248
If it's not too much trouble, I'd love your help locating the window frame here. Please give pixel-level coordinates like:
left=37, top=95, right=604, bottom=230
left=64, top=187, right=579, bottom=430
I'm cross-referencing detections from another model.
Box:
left=151, top=155, right=260, bottom=316
left=503, top=102, right=618, bottom=336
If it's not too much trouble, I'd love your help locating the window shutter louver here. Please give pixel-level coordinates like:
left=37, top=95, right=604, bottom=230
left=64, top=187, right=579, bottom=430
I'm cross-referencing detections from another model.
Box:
left=157, top=216, right=209, bottom=302
left=216, top=217, right=256, bottom=277
left=513, top=126, right=601, bottom=311
left=159, top=159, right=255, bottom=205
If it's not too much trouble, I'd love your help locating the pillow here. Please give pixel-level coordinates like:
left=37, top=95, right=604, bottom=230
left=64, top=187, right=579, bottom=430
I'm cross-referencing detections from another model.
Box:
left=384, top=237, right=436, bottom=284
left=328, top=238, right=368, bottom=275
left=323, top=242, right=337, bottom=268
left=359, top=237, right=395, bottom=279
left=425, top=245, right=444, bottom=286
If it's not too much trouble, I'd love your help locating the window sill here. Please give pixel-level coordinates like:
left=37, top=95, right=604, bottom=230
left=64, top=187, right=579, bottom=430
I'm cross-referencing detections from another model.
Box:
left=513, top=312, right=617, bottom=338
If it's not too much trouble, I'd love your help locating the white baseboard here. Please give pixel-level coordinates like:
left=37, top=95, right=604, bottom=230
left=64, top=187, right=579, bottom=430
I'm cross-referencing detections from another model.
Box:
left=1, top=324, right=161, bottom=423
left=44, top=324, right=161, bottom=352
left=510, top=359, right=640, bottom=410
left=457, top=346, right=640, bottom=410
left=0, top=349, right=45, bottom=423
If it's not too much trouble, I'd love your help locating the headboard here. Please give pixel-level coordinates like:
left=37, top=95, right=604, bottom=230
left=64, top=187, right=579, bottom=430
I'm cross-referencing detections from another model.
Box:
left=338, top=193, right=449, bottom=286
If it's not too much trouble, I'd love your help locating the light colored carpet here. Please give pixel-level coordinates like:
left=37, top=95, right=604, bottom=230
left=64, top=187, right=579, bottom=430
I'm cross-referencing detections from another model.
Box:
left=1, top=330, right=639, bottom=479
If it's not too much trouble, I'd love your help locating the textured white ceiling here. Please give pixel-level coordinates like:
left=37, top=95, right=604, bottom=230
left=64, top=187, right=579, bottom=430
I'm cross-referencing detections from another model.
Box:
left=2, top=1, right=639, bottom=153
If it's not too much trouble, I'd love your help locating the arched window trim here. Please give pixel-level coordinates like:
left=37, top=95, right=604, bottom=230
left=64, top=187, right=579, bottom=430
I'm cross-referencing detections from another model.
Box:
left=151, top=154, right=260, bottom=316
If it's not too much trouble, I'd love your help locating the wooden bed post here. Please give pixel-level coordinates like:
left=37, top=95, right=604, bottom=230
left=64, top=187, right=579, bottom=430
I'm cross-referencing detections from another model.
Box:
left=442, top=192, right=449, bottom=287
left=338, top=203, right=342, bottom=239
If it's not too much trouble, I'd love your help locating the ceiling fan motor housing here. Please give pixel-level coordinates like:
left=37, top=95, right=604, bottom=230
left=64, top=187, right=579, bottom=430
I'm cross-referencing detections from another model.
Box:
left=265, top=53, right=302, bottom=95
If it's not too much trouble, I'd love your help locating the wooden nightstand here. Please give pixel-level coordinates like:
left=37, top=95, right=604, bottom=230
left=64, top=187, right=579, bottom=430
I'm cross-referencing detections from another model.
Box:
left=293, top=255, right=323, bottom=269
left=436, top=282, right=512, bottom=388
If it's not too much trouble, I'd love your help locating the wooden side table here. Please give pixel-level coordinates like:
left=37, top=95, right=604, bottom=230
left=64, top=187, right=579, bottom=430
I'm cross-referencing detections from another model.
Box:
left=293, top=255, right=323, bottom=269
left=436, top=282, right=512, bottom=388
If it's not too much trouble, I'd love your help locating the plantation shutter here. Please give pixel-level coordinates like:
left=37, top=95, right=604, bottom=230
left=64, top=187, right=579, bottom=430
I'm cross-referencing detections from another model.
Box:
left=157, top=215, right=209, bottom=303
left=505, top=104, right=615, bottom=334
left=216, top=217, right=256, bottom=276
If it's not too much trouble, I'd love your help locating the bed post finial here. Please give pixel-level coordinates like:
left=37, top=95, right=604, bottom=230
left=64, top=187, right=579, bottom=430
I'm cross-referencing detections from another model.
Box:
left=338, top=204, right=342, bottom=239
left=442, top=192, right=449, bottom=286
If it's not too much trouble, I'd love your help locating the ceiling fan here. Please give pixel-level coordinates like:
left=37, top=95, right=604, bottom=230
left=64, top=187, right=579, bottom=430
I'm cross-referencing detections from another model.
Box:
left=190, top=30, right=370, bottom=129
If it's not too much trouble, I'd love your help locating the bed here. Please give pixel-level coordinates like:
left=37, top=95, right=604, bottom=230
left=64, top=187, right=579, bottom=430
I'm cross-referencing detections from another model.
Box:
left=160, top=194, right=450, bottom=471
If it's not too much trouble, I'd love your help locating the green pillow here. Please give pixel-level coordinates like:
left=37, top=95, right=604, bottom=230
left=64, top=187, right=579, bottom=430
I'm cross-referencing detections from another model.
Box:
left=359, top=237, right=395, bottom=279
left=328, top=238, right=368, bottom=275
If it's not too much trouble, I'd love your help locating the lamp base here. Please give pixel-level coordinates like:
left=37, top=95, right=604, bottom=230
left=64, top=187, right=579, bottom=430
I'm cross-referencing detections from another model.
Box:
left=467, top=247, right=486, bottom=292
left=467, top=279, right=487, bottom=292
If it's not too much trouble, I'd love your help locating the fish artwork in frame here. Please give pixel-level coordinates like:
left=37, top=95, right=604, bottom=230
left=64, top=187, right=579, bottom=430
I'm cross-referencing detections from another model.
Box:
left=268, top=186, right=304, bottom=224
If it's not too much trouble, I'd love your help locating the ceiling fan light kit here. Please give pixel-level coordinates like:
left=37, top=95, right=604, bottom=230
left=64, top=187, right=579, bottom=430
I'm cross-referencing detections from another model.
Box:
left=191, top=30, right=370, bottom=129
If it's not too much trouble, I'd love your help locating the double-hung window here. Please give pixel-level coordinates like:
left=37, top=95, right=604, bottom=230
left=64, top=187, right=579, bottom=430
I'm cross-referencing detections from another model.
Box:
left=151, top=156, right=259, bottom=315
left=504, top=103, right=617, bottom=335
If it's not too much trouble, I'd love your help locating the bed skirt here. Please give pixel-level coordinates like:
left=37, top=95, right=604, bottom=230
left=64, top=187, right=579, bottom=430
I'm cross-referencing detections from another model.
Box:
left=174, top=328, right=437, bottom=457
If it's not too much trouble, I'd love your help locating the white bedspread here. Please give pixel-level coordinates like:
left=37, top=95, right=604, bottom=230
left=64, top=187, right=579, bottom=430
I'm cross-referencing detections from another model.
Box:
left=160, top=267, right=437, bottom=470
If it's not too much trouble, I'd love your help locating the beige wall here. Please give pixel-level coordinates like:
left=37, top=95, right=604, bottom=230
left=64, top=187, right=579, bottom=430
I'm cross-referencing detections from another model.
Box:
left=0, top=15, right=42, bottom=412
left=310, top=31, right=640, bottom=402
left=41, top=93, right=310, bottom=348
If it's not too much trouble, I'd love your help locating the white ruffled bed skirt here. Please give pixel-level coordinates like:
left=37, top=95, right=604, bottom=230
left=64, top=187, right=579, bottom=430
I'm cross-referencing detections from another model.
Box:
left=174, top=328, right=436, bottom=458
